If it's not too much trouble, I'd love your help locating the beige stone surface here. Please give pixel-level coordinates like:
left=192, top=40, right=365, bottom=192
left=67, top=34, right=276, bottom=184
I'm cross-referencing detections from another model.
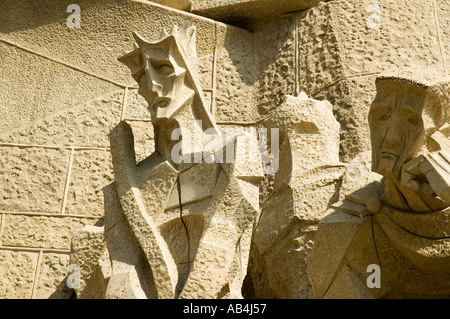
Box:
left=125, top=121, right=155, bottom=163
left=0, top=147, right=69, bottom=213
left=34, top=253, right=72, bottom=299
left=255, top=0, right=450, bottom=162
left=2, top=214, right=98, bottom=250
left=214, top=24, right=259, bottom=122
left=1, top=0, right=449, bottom=300
left=70, top=226, right=108, bottom=299
left=0, top=42, right=121, bottom=138
left=65, top=150, right=114, bottom=216
left=0, top=250, right=39, bottom=298
left=151, top=0, right=192, bottom=11
left=191, top=0, right=322, bottom=28
left=0, top=90, right=123, bottom=148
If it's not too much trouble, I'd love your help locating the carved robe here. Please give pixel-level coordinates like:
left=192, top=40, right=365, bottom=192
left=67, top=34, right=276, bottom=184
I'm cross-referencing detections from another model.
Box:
left=101, top=122, right=263, bottom=299
left=307, top=151, right=450, bottom=298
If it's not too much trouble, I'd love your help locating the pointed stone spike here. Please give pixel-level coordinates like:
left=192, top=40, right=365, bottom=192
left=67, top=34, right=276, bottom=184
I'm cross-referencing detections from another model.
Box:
left=132, top=31, right=147, bottom=47
left=170, top=24, right=178, bottom=35
left=160, top=27, right=169, bottom=39
left=186, top=25, right=196, bottom=38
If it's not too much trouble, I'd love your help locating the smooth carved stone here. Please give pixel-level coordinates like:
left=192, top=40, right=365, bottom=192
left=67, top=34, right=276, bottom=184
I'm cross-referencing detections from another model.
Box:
left=366, top=197, right=381, bottom=214
left=151, top=0, right=191, bottom=11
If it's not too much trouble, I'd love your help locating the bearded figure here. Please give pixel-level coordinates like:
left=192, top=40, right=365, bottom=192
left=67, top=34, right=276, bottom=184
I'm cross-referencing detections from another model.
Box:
left=307, top=69, right=450, bottom=298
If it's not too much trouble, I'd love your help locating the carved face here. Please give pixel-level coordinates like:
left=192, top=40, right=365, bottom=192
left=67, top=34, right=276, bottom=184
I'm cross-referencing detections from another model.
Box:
left=133, top=38, right=189, bottom=123
left=369, top=81, right=427, bottom=176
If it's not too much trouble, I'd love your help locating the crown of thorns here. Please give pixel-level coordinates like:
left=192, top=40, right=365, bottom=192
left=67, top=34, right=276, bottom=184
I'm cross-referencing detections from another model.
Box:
left=118, top=25, right=197, bottom=81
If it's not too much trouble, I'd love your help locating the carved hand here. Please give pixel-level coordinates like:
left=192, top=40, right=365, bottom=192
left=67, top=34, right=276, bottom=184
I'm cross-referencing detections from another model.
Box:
left=401, top=151, right=450, bottom=204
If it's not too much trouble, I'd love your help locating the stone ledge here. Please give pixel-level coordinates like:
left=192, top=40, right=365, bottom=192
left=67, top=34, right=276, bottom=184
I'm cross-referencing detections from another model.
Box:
left=194, top=0, right=323, bottom=28
left=151, top=0, right=323, bottom=28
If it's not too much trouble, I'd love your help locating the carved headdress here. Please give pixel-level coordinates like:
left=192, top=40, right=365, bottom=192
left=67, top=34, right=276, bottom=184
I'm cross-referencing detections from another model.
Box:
left=118, top=25, right=217, bottom=131
left=375, top=68, right=450, bottom=131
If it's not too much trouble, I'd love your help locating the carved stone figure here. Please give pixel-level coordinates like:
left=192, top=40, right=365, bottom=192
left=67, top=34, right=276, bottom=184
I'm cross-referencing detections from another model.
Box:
left=307, top=69, right=450, bottom=298
left=73, top=26, right=263, bottom=299
left=247, top=93, right=345, bottom=298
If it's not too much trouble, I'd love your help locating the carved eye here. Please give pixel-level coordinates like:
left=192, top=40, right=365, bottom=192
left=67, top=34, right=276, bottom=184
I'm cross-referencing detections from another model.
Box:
left=377, top=113, right=391, bottom=122
left=407, top=117, right=420, bottom=126
left=158, top=64, right=174, bottom=75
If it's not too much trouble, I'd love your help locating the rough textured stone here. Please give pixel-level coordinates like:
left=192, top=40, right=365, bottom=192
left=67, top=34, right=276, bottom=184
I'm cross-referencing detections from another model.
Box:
left=151, top=0, right=191, bottom=11
left=0, top=42, right=121, bottom=138
left=2, top=215, right=98, bottom=250
left=214, top=24, right=259, bottom=122
left=0, top=148, right=69, bottom=213
left=249, top=93, right=345, bottom=298
left=191, top=0, right=323, bottom=28
left=125, top=89, right=152, bottom=121
left=0, top=250, right=38, bottom=298
left=255, top=0, right=450, bottom=162
left=34, top=253, right=72, bottom=299
left=1, top=0, right=450, bottom=300
left=70, top=226, right=108, bottom=299
left=0, top=90, right=122, bottom=148
left=125, top=121, right=155, bottom=164
left=65, top=150, right=114, bottom=216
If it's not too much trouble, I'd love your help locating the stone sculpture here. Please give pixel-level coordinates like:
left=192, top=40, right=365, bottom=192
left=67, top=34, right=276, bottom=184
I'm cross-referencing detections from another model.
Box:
left=81, top=26, right=264, bottom=299
left=247, top=93, right=345, bottom=298
left=307, top=69, right=450, bottom=298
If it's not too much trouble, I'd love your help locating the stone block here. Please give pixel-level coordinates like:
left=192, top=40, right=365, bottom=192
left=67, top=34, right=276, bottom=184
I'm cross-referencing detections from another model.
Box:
left=34, top=253, right=72, bottom=299
left=0, top=250, right=38, bottom=298
left=0, top=42, right=121, bottom=138
left=214, top=23, right=258, bottom=122
left=65, top=150, right=114, bottom=216
left=0, top=147, right=69, bottom=213
left=125, top=121, right=155, bottom=164
left=151, top=0, right=191, bottom=11
left=323, top=1, right=442, bottom=76
left=255, top=0, right=450, bottom=162
left=255, top=14, right=296, bottom=116
left=125, top=89, right=152, bottom=120
left=0, top=90, right=123, bottom=148
left=1, top=214, right=98, bottom=250
left=70, top=225, right=108, bottom=299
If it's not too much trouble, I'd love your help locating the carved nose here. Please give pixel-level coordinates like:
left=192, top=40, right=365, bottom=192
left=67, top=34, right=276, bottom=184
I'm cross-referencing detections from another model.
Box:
left=150, top=81, right=163, bottom=96
left=382, top=118, right=402, bottom=152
